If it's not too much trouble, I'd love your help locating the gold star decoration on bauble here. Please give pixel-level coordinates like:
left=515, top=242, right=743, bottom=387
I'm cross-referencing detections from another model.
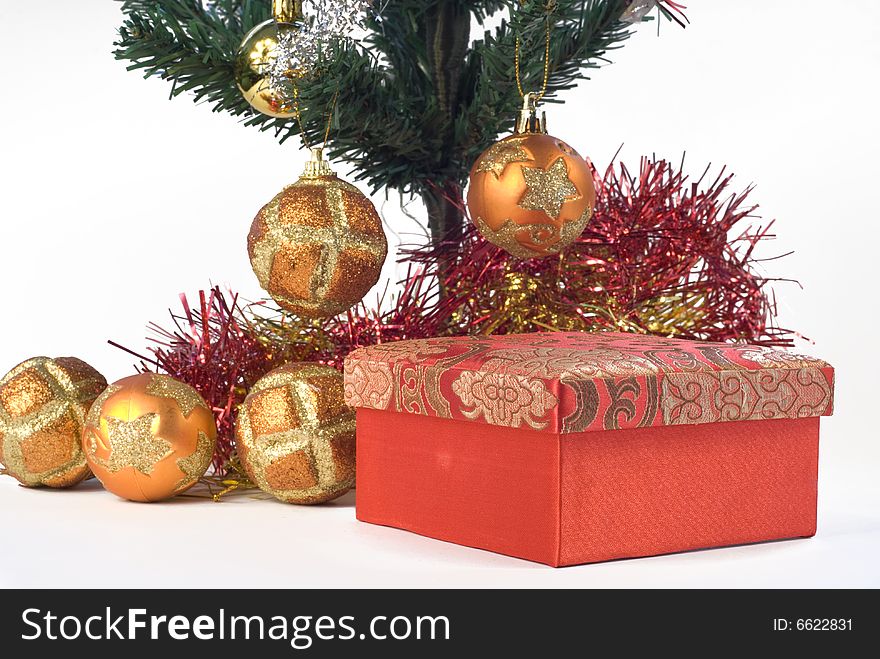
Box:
left=476, top=137, right=532, bottom=179
left=91, top=413, right=173, bottom=475
left=145, top=374, right=208, bottom=418
left=518, top=157, right=581, bottom=219
left=174, top=430, right=213, bottom=491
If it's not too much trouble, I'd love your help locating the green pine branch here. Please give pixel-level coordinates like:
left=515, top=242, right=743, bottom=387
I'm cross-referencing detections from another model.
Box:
left=113, top=0, right=681, bottom=243
left=115, top=1, right=288, bottom=134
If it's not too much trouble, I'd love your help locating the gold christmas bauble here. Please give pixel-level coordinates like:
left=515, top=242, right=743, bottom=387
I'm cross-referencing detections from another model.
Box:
left=0, top=357, right=107, bottom=488
left=82, top=373, right=217, bottom=503
left=248, top=149, right=388, bottom=318
left=236, top=363, right=355, bottom=504
left=467, top=100, right=596, bottom=259
left=233, top=1, right=305, bottom=118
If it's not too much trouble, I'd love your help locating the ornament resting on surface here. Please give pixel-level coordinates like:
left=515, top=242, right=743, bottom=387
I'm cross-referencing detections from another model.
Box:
left=467, top=94, right=596, bottom=259
left=83, top=373, right=217, bottom=502
left=248, top=147, right=387, bottom=318
left=234, top=0, right=306, bottom=118
left=0, top=357, right=107, bottom=488
left=236, top=363, right=355, bottom=504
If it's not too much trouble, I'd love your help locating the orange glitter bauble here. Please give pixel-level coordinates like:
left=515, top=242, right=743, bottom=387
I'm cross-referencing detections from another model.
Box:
left=0, top=357, right=107, bottom=488
left=467, top=131, right=596, bottom=259
left=82, top=373, right=217, bottom=502
left=236, top=363, right=355, bottom=504
left=248, top=149, right=387, bottom=318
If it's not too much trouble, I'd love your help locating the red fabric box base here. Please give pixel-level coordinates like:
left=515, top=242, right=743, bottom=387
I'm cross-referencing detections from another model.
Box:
left=355, top=408, right=819, bottom=566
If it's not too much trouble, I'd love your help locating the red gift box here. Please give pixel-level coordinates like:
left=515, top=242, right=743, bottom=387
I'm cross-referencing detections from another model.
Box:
left=343, top=332, right=834, bottom=566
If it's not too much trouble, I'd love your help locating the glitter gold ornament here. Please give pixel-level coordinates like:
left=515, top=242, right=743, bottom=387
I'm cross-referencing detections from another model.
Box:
left=248, top=148, right=388, bottom=318
left=467, top=94, right=596, bottom=259
left=82, top=373, right=217, bottom=502
left=234, top=0, right=305, bottom=118
left=236, top=363, right=355, bottom=504
left=0, top=357, right=107, bottom=488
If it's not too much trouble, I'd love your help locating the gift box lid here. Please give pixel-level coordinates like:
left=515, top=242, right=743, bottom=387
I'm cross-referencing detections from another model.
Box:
left=343, top=332, right=834, bottom=434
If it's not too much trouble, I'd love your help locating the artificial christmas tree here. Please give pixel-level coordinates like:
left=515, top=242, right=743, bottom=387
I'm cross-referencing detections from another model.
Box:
left=111, top=1, right=803, bottom=478
left=114, top=0, right=686, bottom=250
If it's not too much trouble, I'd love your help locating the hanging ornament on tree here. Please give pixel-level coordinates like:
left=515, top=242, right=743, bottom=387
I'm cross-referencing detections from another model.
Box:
left=248, top=95, right=387, bottom=318
left=248, top=148, right=387, bottom=317
left=235, top=0, right=373, bottom=118
left=467, top=21, right=596, bottom=259
left=82, top=374, right=217, bottom=502
left=234, top=0, right=306, bottom=118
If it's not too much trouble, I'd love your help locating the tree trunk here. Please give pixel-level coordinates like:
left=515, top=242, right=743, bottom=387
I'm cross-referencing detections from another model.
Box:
left=423, top=2, right=471, bottom=254
left=421, top=183, right=465, bottom=294
left=422, top=182, right=465, bottom=251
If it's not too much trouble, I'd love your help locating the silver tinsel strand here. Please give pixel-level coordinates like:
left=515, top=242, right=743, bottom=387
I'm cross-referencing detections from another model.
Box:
left=621, top=0, right=659, bottom=24
left=268, top=0, right=373, bottom=94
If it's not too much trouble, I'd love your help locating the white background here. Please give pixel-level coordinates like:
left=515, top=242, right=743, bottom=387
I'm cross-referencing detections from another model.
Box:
left=0, top=1, right=877, bottom=587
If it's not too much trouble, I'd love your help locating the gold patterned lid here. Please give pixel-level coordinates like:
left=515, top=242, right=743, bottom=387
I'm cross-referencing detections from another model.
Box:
left=343, top=332, right=834, bottom=434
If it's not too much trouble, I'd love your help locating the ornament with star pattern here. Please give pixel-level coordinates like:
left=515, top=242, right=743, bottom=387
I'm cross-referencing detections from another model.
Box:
left=467, top=98, right=596, bottom=258
left=82, top=374, right=217, bottom=502
left=248, top=148, right=388, bottom=318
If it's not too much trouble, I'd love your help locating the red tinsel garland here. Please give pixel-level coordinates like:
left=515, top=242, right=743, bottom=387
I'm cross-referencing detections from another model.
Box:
left=111, top=273, right=443, bottom=471
left=112, top=291, right=281, bottom=471
left=409, top=156, right=794, bottom=344
left=114, top=155, right=794, bottom=470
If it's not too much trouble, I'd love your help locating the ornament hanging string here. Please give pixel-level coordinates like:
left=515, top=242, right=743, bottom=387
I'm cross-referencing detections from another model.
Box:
left=514, top=12, right=553, bottom=102
left=292, top=86, right=340, bottom=151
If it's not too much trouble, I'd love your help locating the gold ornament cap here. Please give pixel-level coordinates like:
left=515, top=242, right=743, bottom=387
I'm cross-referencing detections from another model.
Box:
left=515, top=92, right=548, bottom=135
left=301, top=147, right=336, bottom=179
left=273, top=0, right=304, bottom=24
